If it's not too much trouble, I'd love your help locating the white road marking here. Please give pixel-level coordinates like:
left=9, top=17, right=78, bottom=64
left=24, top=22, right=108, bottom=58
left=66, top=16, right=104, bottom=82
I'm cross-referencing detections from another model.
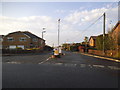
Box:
left=6, top=61, right=21, bottom=64
left=92, top=64, right=105, bottom=68
left=39, top=57, right=52, bottom=64
left=107, top=66, right=120, bottom=70
left=55, top=63, right=63, bottom=65
left=80, top=64, right=86, bottom=67
left=64, top=63, right=77, bottom=67
left=88, top=64, right=93, bottom=68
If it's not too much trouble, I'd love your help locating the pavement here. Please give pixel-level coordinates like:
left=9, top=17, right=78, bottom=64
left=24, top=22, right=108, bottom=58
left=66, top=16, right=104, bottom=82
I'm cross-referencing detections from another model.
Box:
left=79, top=52, right=120, bottom=63
left=2, top=51, right=120, bottom=88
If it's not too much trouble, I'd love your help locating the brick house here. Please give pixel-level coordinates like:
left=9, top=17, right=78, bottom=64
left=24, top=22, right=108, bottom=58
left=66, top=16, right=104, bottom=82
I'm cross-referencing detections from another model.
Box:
left=89, top=36, right=97, bottom=47
left=2, top=31, right=45, bottom=50
left=0, top=35, right=4, bottom=49
left=0, top=35, right=4, bottom=42
left=111, top=21, right=120, bottom=51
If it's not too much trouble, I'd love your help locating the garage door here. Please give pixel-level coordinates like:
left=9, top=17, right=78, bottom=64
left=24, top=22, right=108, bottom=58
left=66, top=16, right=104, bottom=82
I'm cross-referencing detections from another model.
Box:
left=17, top=45, right=24, bottom=49
left=9, top=45, right=16, bottom=49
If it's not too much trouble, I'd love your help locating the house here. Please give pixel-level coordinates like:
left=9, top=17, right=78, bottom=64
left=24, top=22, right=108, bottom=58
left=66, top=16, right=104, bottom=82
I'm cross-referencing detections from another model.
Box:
left=2, top=31, right=45, bottom=50
left=89, top=36, right=97, bottom=47
left=0, top=35, right=4, bottom=42
left=0, top=35, right=4, bottom=49
left=111, top=21, right=120, bottom=45
left=111, top=21, right=120, bottom=51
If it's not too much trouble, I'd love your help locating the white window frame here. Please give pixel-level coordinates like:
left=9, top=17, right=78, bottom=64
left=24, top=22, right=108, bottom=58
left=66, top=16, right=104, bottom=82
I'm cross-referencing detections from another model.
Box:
left=33, top=38, right=38, bottom=42
left=7, top=37, right=14, bottom=41
left=19, top=37, right=26, bottom=41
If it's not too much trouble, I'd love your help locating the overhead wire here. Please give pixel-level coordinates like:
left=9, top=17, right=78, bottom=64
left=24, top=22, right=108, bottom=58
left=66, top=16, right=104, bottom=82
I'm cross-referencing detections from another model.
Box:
left=68, top=1, right=119, bottom=43
left=71, top=13, right=104, bottom=42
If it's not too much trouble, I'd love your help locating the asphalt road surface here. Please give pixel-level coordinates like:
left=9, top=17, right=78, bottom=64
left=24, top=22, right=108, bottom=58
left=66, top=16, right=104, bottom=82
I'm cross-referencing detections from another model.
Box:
left=2, top=51, right=120, bottom=88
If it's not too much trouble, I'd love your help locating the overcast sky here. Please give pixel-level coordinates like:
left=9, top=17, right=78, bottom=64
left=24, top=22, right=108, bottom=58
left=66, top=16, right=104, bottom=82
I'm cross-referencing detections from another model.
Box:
left=0, top=1, right=119, bottom=46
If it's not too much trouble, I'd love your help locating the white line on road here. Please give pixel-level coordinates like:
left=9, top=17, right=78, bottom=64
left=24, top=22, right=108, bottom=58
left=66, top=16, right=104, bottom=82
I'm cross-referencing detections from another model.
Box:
left=107, top=66, right=120, bottom=70
left=6, top=61, right=21, bottom=64
left=80, top=64, right=86, bottom=68
left=92, top=64, right=105, bottom=68
left=55, top=63, right=63, bottom=65
left=38, top=57, right=52, bottom=64
left=64, top=63, right=77, bottom=67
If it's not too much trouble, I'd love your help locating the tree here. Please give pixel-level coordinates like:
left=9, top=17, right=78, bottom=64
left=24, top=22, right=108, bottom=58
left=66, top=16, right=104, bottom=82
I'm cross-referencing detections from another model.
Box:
left=70, top=43, right=81, bottom=51
left=96, top=32, right=116, bottom=50
left=84, top=36, right=88, bottom=43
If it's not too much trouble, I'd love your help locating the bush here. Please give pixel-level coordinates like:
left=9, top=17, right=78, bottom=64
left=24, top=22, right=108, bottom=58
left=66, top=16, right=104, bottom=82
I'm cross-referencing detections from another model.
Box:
left=114, top=51, right=120, bottom=59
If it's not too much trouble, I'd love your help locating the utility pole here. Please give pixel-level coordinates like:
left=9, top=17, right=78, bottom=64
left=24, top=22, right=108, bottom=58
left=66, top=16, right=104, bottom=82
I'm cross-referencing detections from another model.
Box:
left=58, top=19, right=60, bottom=54
left=103, top=13, right=105, bottom=55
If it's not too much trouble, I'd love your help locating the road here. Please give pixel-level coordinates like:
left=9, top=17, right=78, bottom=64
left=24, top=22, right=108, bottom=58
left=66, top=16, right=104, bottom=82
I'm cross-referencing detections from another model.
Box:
left=2, top=51, right=120, bottom=88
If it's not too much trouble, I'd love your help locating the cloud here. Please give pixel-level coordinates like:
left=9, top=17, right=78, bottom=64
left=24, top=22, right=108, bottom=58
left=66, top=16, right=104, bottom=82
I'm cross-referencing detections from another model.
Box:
left=64, top=7, right=109, bottom=25
left=0, top=16, right=56, bottom=32
left=0, top=6, right=118, bottom=46
left=0, top=15, right=82, bottom=46
left=55, top=9, right=66, bottom=13
left=0, top=16, right=58, bottom=45
left=63, top=6, right=118, bottom=42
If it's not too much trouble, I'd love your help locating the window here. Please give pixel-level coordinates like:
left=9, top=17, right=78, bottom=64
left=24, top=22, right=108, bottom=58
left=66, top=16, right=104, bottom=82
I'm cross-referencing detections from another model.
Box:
left=33, top=38, right=38, bottom=42
left=19, top=37, right=26, bottom=41
left=7, top=37, right=14, bottom=41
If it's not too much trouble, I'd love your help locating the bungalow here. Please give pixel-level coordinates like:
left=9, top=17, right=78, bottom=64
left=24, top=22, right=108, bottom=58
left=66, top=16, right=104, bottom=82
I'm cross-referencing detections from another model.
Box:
left=2, top=31, right=45, bottom=50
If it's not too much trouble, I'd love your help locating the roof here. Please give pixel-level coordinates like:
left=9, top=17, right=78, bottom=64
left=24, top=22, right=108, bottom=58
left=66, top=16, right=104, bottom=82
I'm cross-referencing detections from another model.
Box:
left=0, top=35, right=4, bottom=38
left=112, top=21, right=120, bottom=32
left=5, top=31, right=45, bottom=41
left=23, top=31, right=45, bottom=41
left=89, top=36, right=97, bottom=41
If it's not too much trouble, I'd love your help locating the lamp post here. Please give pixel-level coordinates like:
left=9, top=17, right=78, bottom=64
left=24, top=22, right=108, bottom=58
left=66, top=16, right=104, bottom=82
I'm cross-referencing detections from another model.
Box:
left=42, top=28, right=46, bottom=39
left=58, top=19, right=60, bottom=47
left=58, top=19, right=60, bottom=54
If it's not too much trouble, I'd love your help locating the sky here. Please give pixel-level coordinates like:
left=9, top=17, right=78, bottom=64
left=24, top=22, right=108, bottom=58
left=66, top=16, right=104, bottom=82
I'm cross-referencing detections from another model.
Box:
left=0, top=1, right=119, bottom=47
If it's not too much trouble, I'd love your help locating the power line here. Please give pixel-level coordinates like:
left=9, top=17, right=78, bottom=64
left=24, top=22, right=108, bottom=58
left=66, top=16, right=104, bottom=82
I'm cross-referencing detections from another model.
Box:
left=71, top=14, right=103, bottom=42
left=70, top=1, right=119, bottom=43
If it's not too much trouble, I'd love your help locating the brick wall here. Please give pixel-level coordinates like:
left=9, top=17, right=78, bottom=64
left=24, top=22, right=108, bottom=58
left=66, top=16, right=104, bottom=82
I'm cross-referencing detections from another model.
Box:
left=88, top=49, right=118, bottom=58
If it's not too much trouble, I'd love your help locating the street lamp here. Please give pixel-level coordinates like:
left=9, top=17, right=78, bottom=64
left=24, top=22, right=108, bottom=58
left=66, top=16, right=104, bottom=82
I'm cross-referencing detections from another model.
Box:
left=58, top=19, right=60, bottom=47
left=58, top=19, right=60, bottom=54
left=42, top=28, right=46, bottom=39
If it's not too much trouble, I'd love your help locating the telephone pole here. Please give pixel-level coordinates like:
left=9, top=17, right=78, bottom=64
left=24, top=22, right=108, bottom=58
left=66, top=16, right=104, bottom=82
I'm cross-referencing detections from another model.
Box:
left=103, top=13, right=105, bottom=55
